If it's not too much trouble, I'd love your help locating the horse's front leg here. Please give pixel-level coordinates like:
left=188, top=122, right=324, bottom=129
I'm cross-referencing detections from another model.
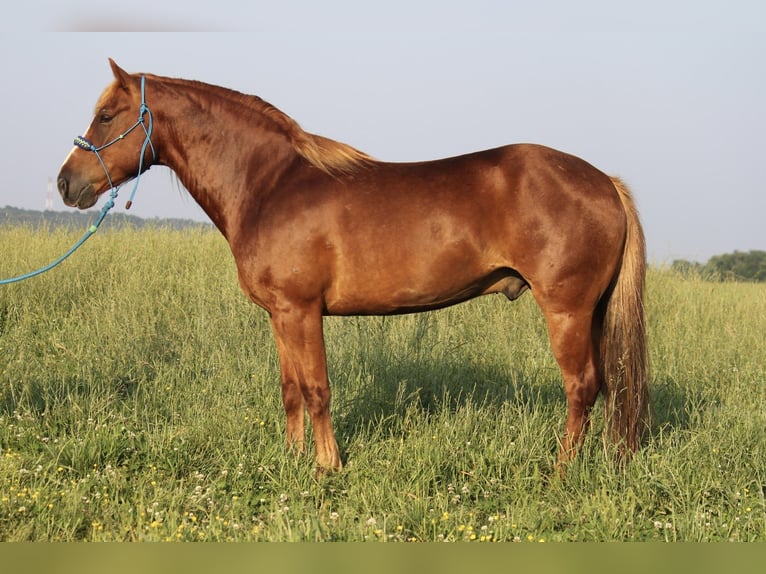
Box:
left=270, top=303, right=342, bottom=472
left=272, top=334, right=306, bottom=455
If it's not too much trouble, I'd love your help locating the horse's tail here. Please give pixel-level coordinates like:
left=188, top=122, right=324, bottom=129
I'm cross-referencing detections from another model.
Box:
left=600, top=176, right=650, bottom=453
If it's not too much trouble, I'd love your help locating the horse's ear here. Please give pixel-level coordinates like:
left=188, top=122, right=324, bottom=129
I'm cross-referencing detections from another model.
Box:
left=108, top=58, right=131, bottom=91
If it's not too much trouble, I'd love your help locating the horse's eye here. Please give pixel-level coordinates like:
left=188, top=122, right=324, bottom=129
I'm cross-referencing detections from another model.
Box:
left=98, top=113, right=113, bottom=124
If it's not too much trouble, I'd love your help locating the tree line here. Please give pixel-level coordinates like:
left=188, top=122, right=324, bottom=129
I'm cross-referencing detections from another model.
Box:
left=0, top=205, right=208, bottom=232
left=672, top=250, right=766, bottom=283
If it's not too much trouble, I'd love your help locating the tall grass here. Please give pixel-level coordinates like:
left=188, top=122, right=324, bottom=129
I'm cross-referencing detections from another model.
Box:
left=0, top=225, right=764, bottom=541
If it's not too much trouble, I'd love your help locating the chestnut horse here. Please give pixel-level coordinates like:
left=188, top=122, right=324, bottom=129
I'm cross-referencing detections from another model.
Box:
left=58, top=60, right=648, bottom=472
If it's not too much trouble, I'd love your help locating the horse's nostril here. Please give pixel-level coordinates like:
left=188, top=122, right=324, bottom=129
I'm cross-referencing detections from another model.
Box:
left=57, top=176, right=69, bottom=198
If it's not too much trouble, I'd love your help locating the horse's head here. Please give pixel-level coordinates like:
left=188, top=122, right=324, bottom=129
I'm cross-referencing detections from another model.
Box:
left=57, top=59, right=155, bottom=209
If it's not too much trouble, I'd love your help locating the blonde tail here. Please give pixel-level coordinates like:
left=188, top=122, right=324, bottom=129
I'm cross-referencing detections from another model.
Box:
left=601, top=177, right=650, bottom=452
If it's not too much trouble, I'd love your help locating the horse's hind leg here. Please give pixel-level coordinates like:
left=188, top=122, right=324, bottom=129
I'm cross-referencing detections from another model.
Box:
left=540, top=307, right=602, bottom=469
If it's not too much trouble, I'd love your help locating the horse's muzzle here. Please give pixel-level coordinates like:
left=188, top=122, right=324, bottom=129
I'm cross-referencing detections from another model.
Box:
left=57, top=173, right=99, bottom=209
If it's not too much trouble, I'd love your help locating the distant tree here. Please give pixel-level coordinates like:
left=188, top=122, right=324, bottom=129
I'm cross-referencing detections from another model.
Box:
left=703, top=250, right=766, bottom=282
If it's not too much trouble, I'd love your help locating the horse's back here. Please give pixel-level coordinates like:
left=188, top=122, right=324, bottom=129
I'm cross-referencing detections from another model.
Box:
left=333, top=142, right=625, bottom=282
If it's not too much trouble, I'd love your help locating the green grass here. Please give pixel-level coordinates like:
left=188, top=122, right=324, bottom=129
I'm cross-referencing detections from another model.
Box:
left=0, top=225, right=764, bottom=541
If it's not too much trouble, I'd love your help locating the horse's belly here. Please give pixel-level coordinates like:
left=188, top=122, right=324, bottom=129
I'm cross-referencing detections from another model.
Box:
left=323, top=256, right=514, bottom=316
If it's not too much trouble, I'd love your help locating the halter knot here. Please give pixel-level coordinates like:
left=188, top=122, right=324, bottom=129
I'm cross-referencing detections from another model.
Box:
left=74, top=136, right=95, bottom=151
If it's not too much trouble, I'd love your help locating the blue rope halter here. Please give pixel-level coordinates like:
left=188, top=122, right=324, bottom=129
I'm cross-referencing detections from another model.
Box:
left=0, top=76, right=155, bottom=285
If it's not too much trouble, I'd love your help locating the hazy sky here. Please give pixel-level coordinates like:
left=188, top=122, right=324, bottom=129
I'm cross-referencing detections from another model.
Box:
left=2, top=1, right=764, bottom=263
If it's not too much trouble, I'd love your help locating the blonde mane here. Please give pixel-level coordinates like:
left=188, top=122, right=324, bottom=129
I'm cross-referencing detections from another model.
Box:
left=254, top=97, right=376, bottom=176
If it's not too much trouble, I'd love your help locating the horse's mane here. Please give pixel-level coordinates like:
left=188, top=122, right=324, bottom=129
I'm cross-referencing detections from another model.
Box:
left=257, top=99, right=376, bottom=176
left=151, top=75, right=375, bottom=176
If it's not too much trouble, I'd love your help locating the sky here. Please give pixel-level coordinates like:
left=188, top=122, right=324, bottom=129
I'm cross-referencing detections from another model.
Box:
left=1, top=1, right=764, bottom=263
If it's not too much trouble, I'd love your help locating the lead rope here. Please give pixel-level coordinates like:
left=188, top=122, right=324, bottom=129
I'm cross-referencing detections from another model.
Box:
left=0, top=76, right=154, bottom=285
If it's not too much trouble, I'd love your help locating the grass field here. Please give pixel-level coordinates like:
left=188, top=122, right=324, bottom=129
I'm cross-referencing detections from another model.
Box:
left=0, top=225, right=764, bottom=541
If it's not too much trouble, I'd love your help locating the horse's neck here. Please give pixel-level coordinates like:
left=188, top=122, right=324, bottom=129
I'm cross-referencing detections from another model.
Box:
left=154, top=84, right=299, bottom=239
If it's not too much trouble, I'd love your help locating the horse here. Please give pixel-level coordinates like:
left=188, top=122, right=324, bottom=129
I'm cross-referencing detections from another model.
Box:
left=57, top=59, right=649, bottom=473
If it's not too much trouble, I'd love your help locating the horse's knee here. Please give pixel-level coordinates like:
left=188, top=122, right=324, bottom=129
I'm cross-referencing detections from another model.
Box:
left=301, top=384, right=332, bottom=417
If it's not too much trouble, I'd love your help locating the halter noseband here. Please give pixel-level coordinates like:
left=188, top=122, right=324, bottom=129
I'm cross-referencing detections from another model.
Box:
left=74, top=75, right=156, bottom=209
